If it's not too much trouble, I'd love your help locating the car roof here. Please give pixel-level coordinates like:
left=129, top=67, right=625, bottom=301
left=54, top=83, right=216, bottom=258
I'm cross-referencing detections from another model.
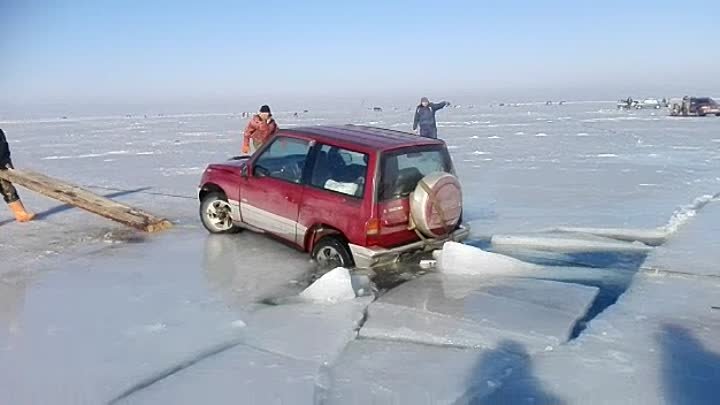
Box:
left=279, top=125, right=445, bottom=151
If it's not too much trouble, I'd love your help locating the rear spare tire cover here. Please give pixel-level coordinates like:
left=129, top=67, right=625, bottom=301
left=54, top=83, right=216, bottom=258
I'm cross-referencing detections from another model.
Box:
left=410, top=172, right=463, bottom=238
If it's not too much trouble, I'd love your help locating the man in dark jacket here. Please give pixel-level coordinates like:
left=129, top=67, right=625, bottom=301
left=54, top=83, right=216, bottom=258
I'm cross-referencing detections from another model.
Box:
left=412, top=97, right=450, bottom=139
left=0, top=128, right=35, bottom=222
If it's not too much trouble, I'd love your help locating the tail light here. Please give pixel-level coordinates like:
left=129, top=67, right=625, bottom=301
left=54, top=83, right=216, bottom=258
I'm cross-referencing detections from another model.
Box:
left=366, top=218, right=380, bottom=236
left=365, top=218, right=381, bottom=246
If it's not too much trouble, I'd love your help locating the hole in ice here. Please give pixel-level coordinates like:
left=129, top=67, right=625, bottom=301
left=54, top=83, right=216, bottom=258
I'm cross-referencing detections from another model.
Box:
left=463, top=232, right=651, bottom=339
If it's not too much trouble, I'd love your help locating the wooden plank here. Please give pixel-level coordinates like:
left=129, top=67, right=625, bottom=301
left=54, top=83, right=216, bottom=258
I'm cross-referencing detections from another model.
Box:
left=0, top=168, right=172, bottom=233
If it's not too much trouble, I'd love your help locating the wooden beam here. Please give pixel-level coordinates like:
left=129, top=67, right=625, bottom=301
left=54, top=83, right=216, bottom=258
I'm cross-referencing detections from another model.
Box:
left=0, top=168, right=172, bottom=233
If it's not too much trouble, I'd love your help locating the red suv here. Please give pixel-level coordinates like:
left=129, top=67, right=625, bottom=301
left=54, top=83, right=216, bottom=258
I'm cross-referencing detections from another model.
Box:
left=198, top=125, right=469, bottom=269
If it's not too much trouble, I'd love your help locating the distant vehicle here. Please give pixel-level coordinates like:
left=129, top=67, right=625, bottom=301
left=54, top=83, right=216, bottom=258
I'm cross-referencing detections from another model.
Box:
left=198, top=125, right=469, bottom=269
left=690, top=98, right=720, bottom=116
left=670, top=97, right=720, bottom=117
left=373, top=107, right=383, bottom=112
left=618, top=98, right=661, bottom=110
left=639, top=98, right=661, bottom=109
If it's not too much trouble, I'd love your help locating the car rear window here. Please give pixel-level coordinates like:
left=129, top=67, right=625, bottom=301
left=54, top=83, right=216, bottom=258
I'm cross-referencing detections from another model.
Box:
left=379, top=146, right=452, bottom=201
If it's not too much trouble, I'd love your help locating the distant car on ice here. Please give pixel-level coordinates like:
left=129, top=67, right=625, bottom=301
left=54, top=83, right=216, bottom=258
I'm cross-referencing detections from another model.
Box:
left=198, top=125, right=469, bottom=269
left=617, top=98, right=662, bottom=110
left=639, top=98, right=661, bottom=109
left=670, top=97, right=720, bottom=117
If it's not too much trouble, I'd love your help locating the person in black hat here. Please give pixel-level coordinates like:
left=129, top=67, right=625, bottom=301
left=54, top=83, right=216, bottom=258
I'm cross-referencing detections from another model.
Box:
left=0, top=128, right=35, bottom=222
left=242, top=105, right=279, bottom=154
left=412, top=97, right=450, bottom=139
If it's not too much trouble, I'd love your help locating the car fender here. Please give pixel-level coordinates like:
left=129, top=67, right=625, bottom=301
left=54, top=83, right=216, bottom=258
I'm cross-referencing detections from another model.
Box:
left=303, top=224, right=345, bottom=252
left=199, top=176, right=242, bottom=221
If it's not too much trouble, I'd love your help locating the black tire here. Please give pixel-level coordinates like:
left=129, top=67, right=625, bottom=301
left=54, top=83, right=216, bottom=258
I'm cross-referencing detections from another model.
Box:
left=199, top=192, right=241, bottom=234
left=312, top=236, right=354, bottom=270
left=716, top=114, right=720, bottom=117
left=698, top=112, right=706, bottom=117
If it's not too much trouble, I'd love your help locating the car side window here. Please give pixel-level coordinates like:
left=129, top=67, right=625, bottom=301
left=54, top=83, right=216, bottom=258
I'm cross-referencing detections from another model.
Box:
left=310, top=144, right=368, bottom=198
left=253, top=137, right=311, bottom=184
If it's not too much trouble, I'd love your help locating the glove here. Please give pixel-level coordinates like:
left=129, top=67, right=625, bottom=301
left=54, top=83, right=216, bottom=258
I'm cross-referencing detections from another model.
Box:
left=241, top=143, right=250, bottom=155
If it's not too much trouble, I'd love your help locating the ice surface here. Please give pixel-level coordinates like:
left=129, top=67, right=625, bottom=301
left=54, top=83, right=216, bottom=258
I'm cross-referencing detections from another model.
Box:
left=1, top=103, right=719, bottom=403
left=643, top=201, right=720, bottom=276
left=116, top=343, right=321, bottom=405
left=550, top=226, right=668, bottom=246
left=477, top=207, right=720, bottom=405
left=481, top=271, right=720, bottom=405
left=300, top=267, right=357, bottom=303
left=660, top=192, right=720, bottom=235
left=436, top=241, right=538, bottom=275
left=0, top=231, right=314, bottom=404
left=320, top=339, right=526, bottom=405
left=491, top=233, right=652, bottom=253
left=241, top=298, right=372, bottom=364
left=360, top=273, right=598, bottom=352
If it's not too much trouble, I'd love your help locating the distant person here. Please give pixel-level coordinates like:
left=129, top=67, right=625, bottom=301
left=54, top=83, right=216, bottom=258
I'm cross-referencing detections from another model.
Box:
left=681, top=96, right=690, bottom=116
left=242, top=105, right=278, bottom=154
left=412, top=97, right=450, bottom=139
left=0, top=128, right=35, bottom=223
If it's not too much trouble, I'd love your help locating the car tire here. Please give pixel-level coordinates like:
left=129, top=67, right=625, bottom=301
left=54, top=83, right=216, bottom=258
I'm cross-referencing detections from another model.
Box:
left=200, top=192, right=241, bottom=234
left=312, top=236, right=354, bottom=270
left=716, top=114, right=720, bottom=117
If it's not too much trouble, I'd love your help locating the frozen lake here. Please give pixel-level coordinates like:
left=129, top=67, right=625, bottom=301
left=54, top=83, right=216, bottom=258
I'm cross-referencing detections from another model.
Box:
left=1, top=102, right=719, bottom=404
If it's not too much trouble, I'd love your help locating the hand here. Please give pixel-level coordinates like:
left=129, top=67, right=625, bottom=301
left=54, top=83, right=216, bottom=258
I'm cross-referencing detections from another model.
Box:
left=241, top=144, right=250, bottom=154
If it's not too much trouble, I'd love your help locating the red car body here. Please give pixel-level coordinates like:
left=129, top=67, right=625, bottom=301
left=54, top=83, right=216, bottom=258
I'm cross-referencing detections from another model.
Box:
left=198, top=125, right=469, bottom=268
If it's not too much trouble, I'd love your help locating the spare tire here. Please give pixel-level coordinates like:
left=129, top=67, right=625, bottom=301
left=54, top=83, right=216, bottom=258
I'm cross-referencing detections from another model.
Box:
left=409, top=172, right=463, bottom=238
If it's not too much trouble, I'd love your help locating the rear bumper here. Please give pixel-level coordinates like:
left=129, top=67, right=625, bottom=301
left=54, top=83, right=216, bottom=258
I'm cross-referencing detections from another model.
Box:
left=349, top=225, right=471, bottom=269
left=699, top=108, right=720, bottom=115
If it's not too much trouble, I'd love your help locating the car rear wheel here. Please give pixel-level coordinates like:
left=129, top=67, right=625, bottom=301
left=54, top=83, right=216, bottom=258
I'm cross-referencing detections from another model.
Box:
left=312, top=236, right=354, bottom=270
left=200, top=192, right=241, bottom=234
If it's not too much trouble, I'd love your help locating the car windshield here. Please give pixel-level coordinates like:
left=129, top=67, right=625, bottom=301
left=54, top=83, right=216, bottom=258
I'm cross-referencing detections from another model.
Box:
left=379, top=146, right=452, bottom=201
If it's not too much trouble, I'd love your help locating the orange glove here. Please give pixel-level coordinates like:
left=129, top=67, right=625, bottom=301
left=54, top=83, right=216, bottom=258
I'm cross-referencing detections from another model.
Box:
left=241, top=138, right=250, bottom=154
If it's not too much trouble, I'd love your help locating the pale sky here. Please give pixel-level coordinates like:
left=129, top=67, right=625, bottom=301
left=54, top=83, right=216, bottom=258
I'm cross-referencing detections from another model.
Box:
left=2, top=0, right=718, bottom=114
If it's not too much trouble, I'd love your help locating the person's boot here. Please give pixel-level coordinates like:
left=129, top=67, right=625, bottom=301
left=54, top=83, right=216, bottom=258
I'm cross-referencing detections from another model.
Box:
left=8, top=200, right=35, bottom=222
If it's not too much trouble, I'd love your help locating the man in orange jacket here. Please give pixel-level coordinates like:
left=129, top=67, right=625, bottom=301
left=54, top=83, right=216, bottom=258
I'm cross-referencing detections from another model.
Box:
left=242, top=105, right=278, bottom=154
left=0, top=128, right=35, bottom=222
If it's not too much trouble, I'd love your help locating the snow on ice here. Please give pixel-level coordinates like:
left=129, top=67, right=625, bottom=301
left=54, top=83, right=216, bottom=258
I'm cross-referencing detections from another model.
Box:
left=299, top=267, right=357, bottom=303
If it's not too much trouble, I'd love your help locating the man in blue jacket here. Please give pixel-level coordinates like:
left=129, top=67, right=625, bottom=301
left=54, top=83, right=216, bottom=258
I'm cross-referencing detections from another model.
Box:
left=412, top=97, right=450, bottom=139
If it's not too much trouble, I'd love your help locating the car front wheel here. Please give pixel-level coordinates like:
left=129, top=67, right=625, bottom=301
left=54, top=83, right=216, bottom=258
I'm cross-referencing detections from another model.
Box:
left=200, top=192, right=241, bottom=234
left=312, top=236, right=354, bottom=270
